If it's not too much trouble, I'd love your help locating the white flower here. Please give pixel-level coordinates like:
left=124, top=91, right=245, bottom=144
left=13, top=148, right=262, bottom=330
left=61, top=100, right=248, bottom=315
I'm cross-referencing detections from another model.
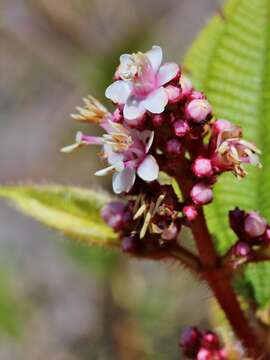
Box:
left=105, top=46, right=179, bottom=124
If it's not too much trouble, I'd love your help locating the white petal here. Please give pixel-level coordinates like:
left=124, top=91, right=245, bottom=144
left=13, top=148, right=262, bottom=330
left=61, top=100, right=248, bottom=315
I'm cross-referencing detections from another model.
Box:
left=137, top=155, right=159, bottom=182
left=123, top=96, right=146, bottom=120
left=105, top=80, right=132, bottom=104
left=157, top=62, right=179, bottom=86
left=143, top=87, right=168, bottom=114
left=139, top=130, right=154, bottom=153
left=112, top=168, right=136, bottom=194
left=146, top=45, right=163, bottom=72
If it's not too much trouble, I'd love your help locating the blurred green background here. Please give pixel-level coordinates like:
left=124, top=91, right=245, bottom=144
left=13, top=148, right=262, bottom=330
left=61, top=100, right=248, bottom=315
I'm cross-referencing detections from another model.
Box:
left=0, top=0, right=223, bottom=359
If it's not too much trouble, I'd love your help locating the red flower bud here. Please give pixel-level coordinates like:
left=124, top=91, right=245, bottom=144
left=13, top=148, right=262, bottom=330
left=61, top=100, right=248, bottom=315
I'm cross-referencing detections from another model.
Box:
left=166, top=139, right=183, bottom=156
left=183, top=205, right=198, bottom=221
left=192, top=157, right=213, bottom=178
left=190, top=183, right=213, bottom=205
left=186, top=99, right=212, bottom=123
left=174, top=120, right=190, bottom=137
left=202, top=331, right=220, bottom=350
left=244, top=211, right=267, bottom=238
left=179, top=75, right=192, bottom=97
left=152, top=114, right=164, bottom=127
left=165, top=85, right=181, bottom=104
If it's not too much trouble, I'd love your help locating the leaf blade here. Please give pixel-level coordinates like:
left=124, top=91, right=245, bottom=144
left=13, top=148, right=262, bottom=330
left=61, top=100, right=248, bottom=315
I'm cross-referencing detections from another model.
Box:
left=0, top=185, right=119, bottom=247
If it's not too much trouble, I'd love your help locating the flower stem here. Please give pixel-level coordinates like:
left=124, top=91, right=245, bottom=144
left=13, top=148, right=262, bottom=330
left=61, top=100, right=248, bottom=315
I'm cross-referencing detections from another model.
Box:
left=176, top=174, right=266, bottom=359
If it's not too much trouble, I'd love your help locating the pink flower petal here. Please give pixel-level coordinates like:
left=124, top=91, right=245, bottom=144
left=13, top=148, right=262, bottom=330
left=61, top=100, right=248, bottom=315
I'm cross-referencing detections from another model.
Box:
left=123, top=96, right=146, bottom=121
left=146, top=45, right=163, bottom=73
left=105, top=80, right=132, bottom=104
left=112, top=168, right=136, bottom=194
left=143, top=87, right=168, bottom=114
left=156, top=62, right=179, bottom=86
left=137, top=155, right=159, bottom=182
left=104, top=144, right=124, bottom=165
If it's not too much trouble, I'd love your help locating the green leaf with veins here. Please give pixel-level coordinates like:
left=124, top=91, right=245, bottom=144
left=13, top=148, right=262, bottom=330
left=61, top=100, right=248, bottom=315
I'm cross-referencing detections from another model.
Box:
left=184, top=0, right=270, bottom=307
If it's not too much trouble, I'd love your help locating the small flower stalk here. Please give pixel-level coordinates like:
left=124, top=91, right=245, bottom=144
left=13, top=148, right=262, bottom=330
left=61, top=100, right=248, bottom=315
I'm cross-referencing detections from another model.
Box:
left=62, top=46, right=268, bottom=358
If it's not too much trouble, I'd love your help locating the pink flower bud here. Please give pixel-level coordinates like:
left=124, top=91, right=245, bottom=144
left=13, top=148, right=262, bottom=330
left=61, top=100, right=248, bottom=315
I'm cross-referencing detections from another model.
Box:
left=179, top=75, right=192, bottom=96
left=197, top=348, right=213, bottom=360
left=234, top=241, right=251, bottom=257
left=173, top=120, right=190, bottom=137
left=190, top=183, right=213, bottom=205
left=190, top=91, right=204, bottom=100
left=192, top=157, right=213, bottom=178
left=101, top=202, right=131, bottom=231
left=202, top=331, right=220, bottom=350
left=212, top=119, right=234, bottom=135
left=183, top=205, right=198, bottom=221
left=165, top=85, right=181, bottom=104
left=244, top=212, right=267, bottom=238
left=186, top=99, right=212, bottom=123
left=166, top=139, right=183, bottom=156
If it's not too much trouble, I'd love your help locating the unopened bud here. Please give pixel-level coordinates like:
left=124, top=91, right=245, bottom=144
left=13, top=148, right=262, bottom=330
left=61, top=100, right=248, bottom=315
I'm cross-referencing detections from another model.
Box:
left=190, top=183, right=213, bottom=205
left=202, top=331, right=220, bottom=350
left=212, top=119, right=234, bottom=135
left=192, top=157, right=213, bottom=178
left=244, top=212, right=267, bottom=238
left=101, top=201, right=131, bottom=231
left=183, top=205, right=198, bottom=221
left=165, top=85, right=181, bottom=103
left=229, top=207, right=245, bottom=235
left=234, top=241, right=251, bottom=257
left=174, top=120, right=190, bottom=137
left=166, top=139, right=183, bottom=156
left=179, top=75, right=192, bottom=96
left=186, top=99, right=212, bottom=123
left=121, top=236, right=138, bottom=253
left=179, top=327, right=201, bottom=358
left=152, top=114, right=164, bottom=127
left=190, top=91, right=204, bottom=100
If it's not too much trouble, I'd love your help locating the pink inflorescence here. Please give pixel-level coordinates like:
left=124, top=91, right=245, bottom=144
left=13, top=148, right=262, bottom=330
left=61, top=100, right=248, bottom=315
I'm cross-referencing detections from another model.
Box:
left=179, top=327, right=228, bottom=360
left=62, top=45, right=261, bottom=253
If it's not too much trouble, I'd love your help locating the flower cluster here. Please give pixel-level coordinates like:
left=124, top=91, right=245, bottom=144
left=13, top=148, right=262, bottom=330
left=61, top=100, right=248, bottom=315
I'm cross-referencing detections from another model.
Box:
left=101, top=182, right=182, bottom=254
left=179, top=327, right=227, bottom=360
left=62, top=45, right=261, bottom=248
left=227, top=208, right=270, bottom=265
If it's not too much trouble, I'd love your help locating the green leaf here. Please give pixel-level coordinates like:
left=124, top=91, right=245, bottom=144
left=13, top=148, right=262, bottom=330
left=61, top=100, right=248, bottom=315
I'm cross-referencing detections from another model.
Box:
left=184, top=0, right=270, bottom=307
left=0, top=185, right=119, bottom=247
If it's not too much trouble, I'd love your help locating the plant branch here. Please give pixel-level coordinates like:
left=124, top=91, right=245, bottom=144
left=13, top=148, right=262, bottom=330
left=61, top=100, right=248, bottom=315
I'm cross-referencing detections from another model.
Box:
left=173, top=164, right=266, bottom=359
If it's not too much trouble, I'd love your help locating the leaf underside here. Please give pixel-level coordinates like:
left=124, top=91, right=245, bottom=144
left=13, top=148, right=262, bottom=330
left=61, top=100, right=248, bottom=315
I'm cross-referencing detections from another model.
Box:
left=184, top=0, right=270, bottom=307
left=0, top=185, right=118, bottom=247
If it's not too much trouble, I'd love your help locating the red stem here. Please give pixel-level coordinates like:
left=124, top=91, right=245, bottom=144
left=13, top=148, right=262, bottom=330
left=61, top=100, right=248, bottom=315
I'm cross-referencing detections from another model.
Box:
left=175, top=172, right=265, bottom=359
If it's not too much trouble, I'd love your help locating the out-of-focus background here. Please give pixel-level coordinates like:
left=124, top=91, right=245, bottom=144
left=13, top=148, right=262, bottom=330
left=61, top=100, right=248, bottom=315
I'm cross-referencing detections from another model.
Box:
left=0, top=1, right=223, bottom=359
